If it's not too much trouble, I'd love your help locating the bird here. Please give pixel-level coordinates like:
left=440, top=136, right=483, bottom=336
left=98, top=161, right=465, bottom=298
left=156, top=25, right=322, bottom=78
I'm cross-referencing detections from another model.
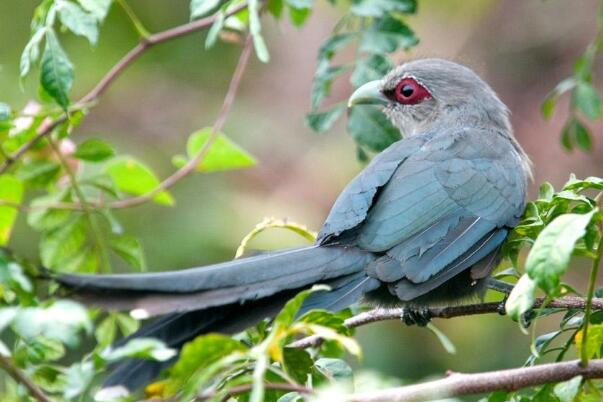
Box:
left=57, top=58, right=531, bottom=394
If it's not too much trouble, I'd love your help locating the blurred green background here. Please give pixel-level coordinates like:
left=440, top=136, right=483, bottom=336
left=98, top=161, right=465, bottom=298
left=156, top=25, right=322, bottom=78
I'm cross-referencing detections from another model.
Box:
left=2, top=0, right=603, bottom=389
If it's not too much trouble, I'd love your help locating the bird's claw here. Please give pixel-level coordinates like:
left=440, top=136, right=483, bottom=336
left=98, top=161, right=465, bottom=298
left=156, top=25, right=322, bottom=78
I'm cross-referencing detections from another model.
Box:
left=497, top=296, right=508, bottom=315
left=400, top=307, right=432, bottom=327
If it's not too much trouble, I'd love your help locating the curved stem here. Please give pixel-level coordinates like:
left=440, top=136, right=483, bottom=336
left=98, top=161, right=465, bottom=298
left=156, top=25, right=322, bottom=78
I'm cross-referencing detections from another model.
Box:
left=581, top=233, right=603, bottom=366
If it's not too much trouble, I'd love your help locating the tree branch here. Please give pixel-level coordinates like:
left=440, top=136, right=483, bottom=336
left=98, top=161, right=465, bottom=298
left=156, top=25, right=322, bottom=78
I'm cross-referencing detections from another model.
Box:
left=348, top=358, right=603, bottom=402
left=289, top=297, right=603, bottom=349
left=0, top=355, right=52, bottom=402
left=0, top=2, right=249, bottom=174
left=196, top=383, right=312, bottom=402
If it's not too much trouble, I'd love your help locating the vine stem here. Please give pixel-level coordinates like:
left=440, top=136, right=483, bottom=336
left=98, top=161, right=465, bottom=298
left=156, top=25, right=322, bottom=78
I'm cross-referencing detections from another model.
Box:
left=581, top=231, right=603, bottom=366
left=289, top=296, right=603, bottom=349
left=348, top=358, right=603, bottom=402
left=0, top=356, right=52, bottom=402
left=0, top=2, right=249, bottom=175
left=115, top=0, right=150, bottom=39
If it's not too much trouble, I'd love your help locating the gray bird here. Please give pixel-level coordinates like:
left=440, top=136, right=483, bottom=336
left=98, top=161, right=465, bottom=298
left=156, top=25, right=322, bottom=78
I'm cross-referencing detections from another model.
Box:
left=58, top=58, right=531, bottom=393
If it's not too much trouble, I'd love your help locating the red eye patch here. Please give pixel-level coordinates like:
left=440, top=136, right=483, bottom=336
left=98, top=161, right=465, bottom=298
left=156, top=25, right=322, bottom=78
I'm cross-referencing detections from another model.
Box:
left=388, top=77, right=432, bottom=105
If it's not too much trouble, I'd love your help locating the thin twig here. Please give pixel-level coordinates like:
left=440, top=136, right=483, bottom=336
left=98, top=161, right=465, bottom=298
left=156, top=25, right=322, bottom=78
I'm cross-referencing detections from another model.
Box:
left=0, top=355, right=52, bottom=402
left=348, top=358, right=603, bottom=402
left=196, top=382, right=312, bottom=401
left=289, top=297, right=603, bottom=349
left=0, top=2, right=249, bottom=174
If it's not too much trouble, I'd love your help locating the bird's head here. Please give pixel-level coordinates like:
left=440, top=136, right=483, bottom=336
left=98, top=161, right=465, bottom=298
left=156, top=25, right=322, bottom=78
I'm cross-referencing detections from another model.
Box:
left=348, top=58, right=512, bottom=137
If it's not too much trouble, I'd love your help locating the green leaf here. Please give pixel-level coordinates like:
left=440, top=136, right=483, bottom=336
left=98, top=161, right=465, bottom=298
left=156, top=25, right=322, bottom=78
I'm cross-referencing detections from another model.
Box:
left=314, top=358, right=353, bottom=381
left=426, top=323, right=456, bottom=354
left=267, top=0, right=284, bottom=18
left=541, top=77, right=576, bottom=119
left=277, top=393, right=302, bottom=402
left=311, top=60, right=349, bottom=110
left=359, top=16, right=418, bottom=54
left=184, top=128, right=257, bottom=173
left=351, top=53, right=393, bottom=87
left=167, top=333, right=247, bottom=394
left=104, top=156, right=174, bottom=205
left=20, top=28, right=47, bottom=78
left=102, top=338, right=176, bottom=362
left=283, top=348, right=313, bottom=383
left=28, top=193, right=73, bottom=231
left=63, top=362, right=95, bottom=399
left=0, top=103, right=11, bottom=121
left=287, top=0, right=313, bottom=8
left=305, top=104, right=345, bottom=133
left=190, top=0, right=221, bottom=19
left=274, top=284, right=330, bottom=327
left=347, top=106, right=401, bottom=152
left=526, top=210, right=596, bottom=295
left=351, top=0, right=416, bottom=17
left=41, top=30, right=74, bottom=109
left=0, top=176, right=24, bottom=246
left=573, top=81, right=602, bottom=120
left=17, top=160, right=61, bottom=188
left=288, top=5, right=311, bottom=27
left=40, top=215, right=87, bottom=269
left=74, top=138, right=115, bottom=161
left=205, top=10, right=225, bottom=48
left=249, top=0, right=270, bottom=62
left=538, top=182, right=555, bottom=201
left=109, top=234, right=145, bottom=270
left=318, top=33, right=356, bottom=62
left=115, top=312, right=139, bottom=336
left=12, top=300, right=91, bottom=347
left=78, top=0, right=112, bottom=21
left=505, top=274, right=537, bottom=323
left=95, top=314, right=117, bottom=348
left=553, top=375, right=582, bottom=402
left=56, top=0, right=99, bottom=45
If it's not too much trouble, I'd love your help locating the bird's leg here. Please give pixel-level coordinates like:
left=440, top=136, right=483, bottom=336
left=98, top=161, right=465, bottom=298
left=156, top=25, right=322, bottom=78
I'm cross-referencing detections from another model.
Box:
left=400, top=306, right=432, bottom=327
left=486, top=278, right=515, bottom=315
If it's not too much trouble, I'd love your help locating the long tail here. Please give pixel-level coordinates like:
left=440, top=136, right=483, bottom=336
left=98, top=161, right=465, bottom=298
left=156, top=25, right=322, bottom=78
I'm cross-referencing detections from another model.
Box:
left=57, top=245, right=377, bottom=394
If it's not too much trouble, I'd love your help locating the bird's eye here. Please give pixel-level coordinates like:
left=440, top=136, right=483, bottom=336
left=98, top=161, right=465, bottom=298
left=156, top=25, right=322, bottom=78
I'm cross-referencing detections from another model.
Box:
left=391, top=78, right=432, bottom=105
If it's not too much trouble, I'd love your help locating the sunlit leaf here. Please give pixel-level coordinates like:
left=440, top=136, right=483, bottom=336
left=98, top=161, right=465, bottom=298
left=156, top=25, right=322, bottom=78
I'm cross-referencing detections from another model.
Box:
left=553, top=375, right=583, bottom=402
left=74, top=138, right=115, bottom=161
left=184, top=128, right=256, bottom=173
left=40, top=215, right=87, bottom=269
left=351, top=0, right=416, bottom=17
left=0, top=176, right=23, bottom=246
left=102, top=338, right=175, bottom=362
left=190, top=0, right=221, bottom=19
left=56, top=0, right=99, bottom=45
left=505, top=274, right=537, bottom=323
left=78, top=0, right=112, bottom=21
left=573, top=81, right=602, bottom=120
left=526, top=210, right=596, bottom=295
left=20, top=28, right=47, bottom=78
left=109, top=234, right=145, bottom=270
left=105, top=156, right=174, bottom=205
left=314, top=358, right=353, bottom=381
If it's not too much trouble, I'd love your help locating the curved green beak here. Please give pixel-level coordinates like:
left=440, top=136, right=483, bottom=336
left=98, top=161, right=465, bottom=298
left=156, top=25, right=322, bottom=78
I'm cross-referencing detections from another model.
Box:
left=348, top=80, right=388, bottom=107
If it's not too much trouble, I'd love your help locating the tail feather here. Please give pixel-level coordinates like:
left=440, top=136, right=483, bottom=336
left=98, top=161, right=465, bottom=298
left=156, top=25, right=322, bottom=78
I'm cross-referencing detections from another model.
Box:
left=59, top=246, right=374, bottom=316
left=58, top=245, right=376, bottom=394
left=101, top=271, right=376, bottom=394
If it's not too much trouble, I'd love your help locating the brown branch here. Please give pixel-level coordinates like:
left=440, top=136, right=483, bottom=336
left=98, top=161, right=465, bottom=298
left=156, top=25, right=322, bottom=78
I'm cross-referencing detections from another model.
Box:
left=289, top=297, right=603, bottom=349
left=105, top=34, right=254, bottom=209
left=0, top=2, right=249, bottom=174
left=196, top=383, right=312, bottom=401
left=0, top=355, right=52, bottom=402
left=348, top=358, right=603, bottom=402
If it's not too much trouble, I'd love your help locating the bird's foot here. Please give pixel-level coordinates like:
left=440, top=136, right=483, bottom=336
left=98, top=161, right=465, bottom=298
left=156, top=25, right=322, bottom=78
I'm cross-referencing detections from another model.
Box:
left=497, top=297, right=507, bottom=315
left=400, top=307, right=432, bottom=327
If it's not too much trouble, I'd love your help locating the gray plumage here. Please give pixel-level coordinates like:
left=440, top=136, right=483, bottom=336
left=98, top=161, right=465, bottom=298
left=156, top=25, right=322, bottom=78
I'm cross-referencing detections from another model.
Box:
left=57, top=58, right=531, bottom=394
